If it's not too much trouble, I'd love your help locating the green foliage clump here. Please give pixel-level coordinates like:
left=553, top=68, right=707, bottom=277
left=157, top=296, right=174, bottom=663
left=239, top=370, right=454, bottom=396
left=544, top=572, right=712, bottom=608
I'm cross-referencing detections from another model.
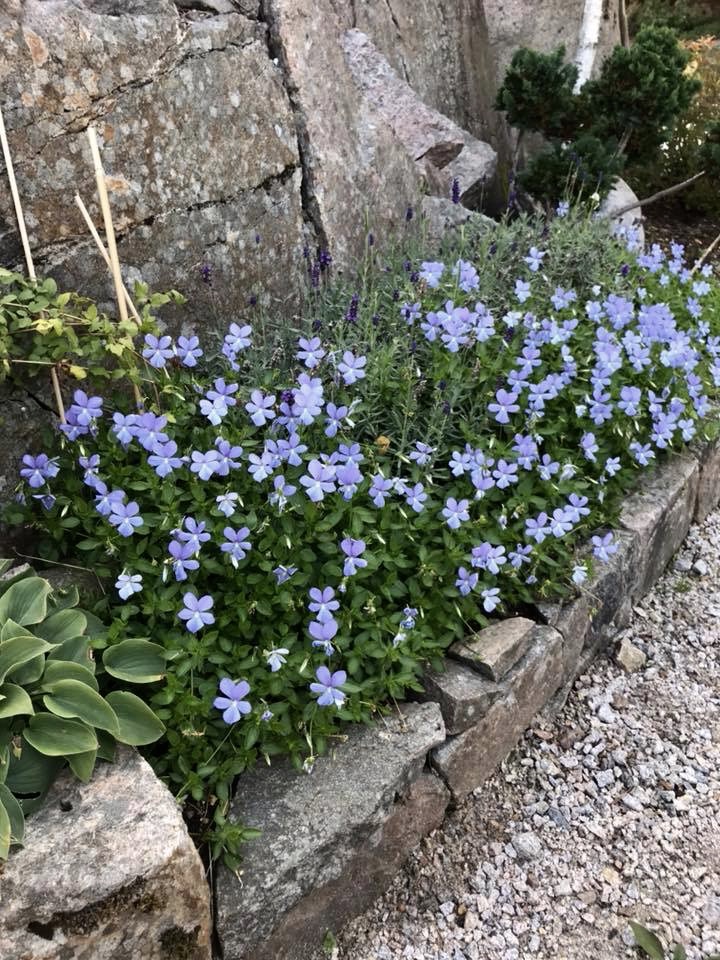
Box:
left=630, top=919, right=720, bottom=959
left=627, top=44, right=720, bottom=218
left=0, top=562, right=165, bottom=858
left=7, top=210, right=720, bottom=866
left=495, top=26, right=702, bottom=204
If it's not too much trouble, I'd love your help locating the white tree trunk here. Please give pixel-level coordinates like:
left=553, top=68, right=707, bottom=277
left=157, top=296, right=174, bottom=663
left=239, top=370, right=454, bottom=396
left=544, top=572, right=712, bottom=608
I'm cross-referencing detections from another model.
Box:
left=574, top=0, right=604, bottom=91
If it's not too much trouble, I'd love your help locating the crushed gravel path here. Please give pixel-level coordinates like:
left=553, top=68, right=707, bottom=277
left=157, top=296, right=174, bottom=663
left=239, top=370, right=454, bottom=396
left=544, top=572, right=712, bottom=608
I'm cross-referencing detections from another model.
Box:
left=338, top=510, right=720, bottom=960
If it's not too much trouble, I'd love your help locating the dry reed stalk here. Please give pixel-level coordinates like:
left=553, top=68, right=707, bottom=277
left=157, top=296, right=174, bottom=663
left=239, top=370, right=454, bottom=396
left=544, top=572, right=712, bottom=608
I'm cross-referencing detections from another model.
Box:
left=86, top=127, right=143, bottom=409
left=0, top=104, right=66, bottom=421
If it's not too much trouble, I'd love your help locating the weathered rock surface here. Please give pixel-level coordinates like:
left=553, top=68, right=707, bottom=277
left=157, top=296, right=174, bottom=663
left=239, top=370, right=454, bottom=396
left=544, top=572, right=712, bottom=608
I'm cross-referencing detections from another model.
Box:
left=600, top=176, right=646, bottom=249
left=450, top=616, right=535, bottom=682
left=620, top=455, right=700, bottom=599
left=431, top=626, right=563, bottom=800
left=1, top=747, right=211, bottom=960
left=215, top=701, right=447, bottom=960
left=616, top=636, right=647, bottom=673
left=693, top=436, right=720, bottom=522
left=422, top=660, right=502, bottom=735
left=420, top=196, right=496, bottom=246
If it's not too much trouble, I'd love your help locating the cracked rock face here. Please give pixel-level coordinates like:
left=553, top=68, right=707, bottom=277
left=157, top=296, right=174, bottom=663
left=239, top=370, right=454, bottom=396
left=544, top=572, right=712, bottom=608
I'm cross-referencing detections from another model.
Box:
left=1, top=747, right=212, bottom=960
left=0, top=0, right=307, bottom=320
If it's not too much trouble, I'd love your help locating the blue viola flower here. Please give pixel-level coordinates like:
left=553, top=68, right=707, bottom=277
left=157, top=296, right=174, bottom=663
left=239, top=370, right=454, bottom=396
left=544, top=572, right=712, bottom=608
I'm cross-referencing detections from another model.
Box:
left=524, top=247, right=546, bottom=273
left=492, top=460, right=518, bottom=489
left=591, top=533, right=618, bottom=563
left=148, top=441, right=184, bottom=478
left=482, top=587, right=501, bottom=613
left=213, top=678, right=251, bottom=723
left=142, top=334, right=174, bottom=369
left=369, top=473, right=393, bottom=507
left=94, top=482, right=125, bottom=517
left=442, top=497, right=470, bottom=530
left=308, top=586, right=339, bottom=623
left=453, top=258, right=479, bottom=292
left=277, top=433, right=307, bottom=467
left=175, top=517, right=210, bottom=553
left=297, top=336, right=326, bottom=369
left=214, top=439, right=243, bottom=476
left=629, top=442, right=655, bottom=466
left=556, top=201, right=569, bottom=217
left=168, top=540, right=199, bottom=581
left=178, top=591, right=215, bottom=633
left=200, top=378, right=238, bottom=425
left=403, top=482, right=427, bottom=513
left=515, top=279, right=531, bottom=303
left=108, top=500, right=143, bottom=537
left=133, top=412, right=169, bottom=452
left=419, top=261, right=444, bottom=288
left=115, top=571, right=142, bottom=601
left=268, top=475, right=297, bottom=511
left=409, top=441, right=434, bottom=466
left=68, top=389, right=104, bottom=427
left=400, top=606, right=418, bottom=630
left=292, top=373, right=324, bottom=425
left=265, top=648, right=290, bottom=672
left=222, top=323, right=252, bottom=368
left=325, top=402, right=349, bottom=438
left=20, top=453, right=59, bottom=488
left=177, top=335, right=203, bottom=367
left=190, top=449, right=220, bottom=481
left=455, top=567, right=478, bottom=596
left=245, top=389, right=276, bottom=427
left=526, top=512, right=550, bottom=543
left=310, top=666, right=347, bottom=708
left=572, top=564, right=588, bottom=585
left=471, top=542, right=506, bottom=574
left=489, top=389, right=519, bottom=424
left=565, top=493, right=590, bottom=523
left=273, top=565, right=298, bottom=585
left=220, top=526, right=252, bottom=567
left=111, top=412, right=137, bottom=447
left=248, top=451, right=277, bottom=483
left=509, top=544, right=533, bottom=568
left=340, top=537, right=367, bottom=576
left=309, top=617, right=338, bottom=656
left=338, top=351, right=367, bottom=386
left=336, top=462, right=363, bottom=500
left=300, top=459, right=336, bottom=502
left=580, top=432, right=599, bottom=461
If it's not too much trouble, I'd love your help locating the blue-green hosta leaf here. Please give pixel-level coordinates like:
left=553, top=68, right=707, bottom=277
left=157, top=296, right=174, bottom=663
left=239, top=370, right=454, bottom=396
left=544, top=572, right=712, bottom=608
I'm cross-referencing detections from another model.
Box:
left=0, top=618, right=35, bottom=642
left=23, top=713, right=98, bottom=757
left=0, top=560, right=14, bottom=577
left=0, top=797, right=10, bottom=859
left=0, top=577, right=53, bottom=626
left=0, top=563, right=33, bottom=600
left=0, top=635, right=51, bottom=684
left=0, top=783, right=25, bottom=846
left=42, top=660, right=98, bottom=691
left=0, top=683, right=34, bottom=719
left=68, top=749, right=97, bottom=783
left=10, top=653, right=46, bottom=686
left=43, top=680, right=119, bottom=733
left=105, top=691, right=165, bottom=745
left=48, top=585, right=80, bottom=612
left=47, top=635, right=93, bottom=666
left=34, top=609, right=87, bottom=644
left=103, top=639, right=166, bottom=684
left=5, top=742, right=62, bottom=796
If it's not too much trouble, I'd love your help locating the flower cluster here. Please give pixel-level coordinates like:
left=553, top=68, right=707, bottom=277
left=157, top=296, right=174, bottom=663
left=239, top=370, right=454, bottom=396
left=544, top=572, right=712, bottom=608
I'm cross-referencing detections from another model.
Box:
left=15, top=210, right=720, bottom=849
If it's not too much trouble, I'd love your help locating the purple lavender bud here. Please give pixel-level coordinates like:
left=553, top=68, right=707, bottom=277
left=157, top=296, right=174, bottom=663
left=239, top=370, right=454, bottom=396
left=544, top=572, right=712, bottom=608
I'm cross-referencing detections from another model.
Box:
left=247, top=295, right=257, bottom=306
left=403, top=260, right=412, bottom=272
left=255, top=233, right=261, bottom=244
left=310, top=260, right=320, bottom=289
left=451, top=177, right=461, bottom=204
left=621, top=263, right=630, bottom=277
left=438, top=380, right=447, bottom=393
left=319, top=249, right=333, bottom=269
left=409, top=340, right=417, bottom=354
left=392, top=289, right=400, bottom=302
left=442, top=401, right=451, bottom=415
left=311, top=318, right=322, bottom=332
left=200, top=263, right=212, bottom=286
left=371, top=313, right=380, bottom=327
left=410, top=271, right=419, bottom=283
left=489, top=243, right=497, bottom=256
left=302, top=244, right=310, bottom=259
left=405, top=206, right=414, bottom=221
left=367, top=232, right=375, bottom=247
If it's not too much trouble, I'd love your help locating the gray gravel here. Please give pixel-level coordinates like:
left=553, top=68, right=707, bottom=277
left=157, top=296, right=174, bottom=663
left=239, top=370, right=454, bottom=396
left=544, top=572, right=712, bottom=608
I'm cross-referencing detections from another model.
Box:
left=338, top=510, right=720, bottom=960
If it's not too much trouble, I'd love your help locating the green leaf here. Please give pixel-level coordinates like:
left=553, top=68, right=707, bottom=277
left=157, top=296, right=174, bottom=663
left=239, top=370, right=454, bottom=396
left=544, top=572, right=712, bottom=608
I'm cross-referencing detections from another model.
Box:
left=11, top=653, right=47, bottom=686
left=0, top=783, right=25, bottom=845
left=629, top=922, right=666, bottom=960
left=105, top=691, right=165, bottom=745
left=0, top=634, right=51, bottom=683
left=672, top=945, right=687, bottom=960
left=0, top=577, right=53, bottom=625
left=48, top=635, right=92, bottom=665
left=0, top=560, right=14, bottom=576
left=96, top=728, right=117, bottom=762
left=68, top=749, right=97, bottom=783
left=24, top=713, right=98, bottom=756
left=103, top=639, right=166, bottom=684
left=5, top=741, right=62, bottom=795
left=42, top=660, right=98, bottom=690
left=0, top=618, right=34, bottom=642
left=0, top=797, right=10, bottom=859
left=0, top=683, right=34, bottom=719
left=34, top=609, right=87, bottom=644
left=43, top=680, right=119, bottom=733
left=49, top=585, right=80, bottom=611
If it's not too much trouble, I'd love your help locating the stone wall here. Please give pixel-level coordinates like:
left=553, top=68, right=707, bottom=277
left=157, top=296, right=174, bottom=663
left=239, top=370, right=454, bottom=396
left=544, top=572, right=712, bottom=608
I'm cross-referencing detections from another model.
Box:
left=0, top=0, right=616, bottom=328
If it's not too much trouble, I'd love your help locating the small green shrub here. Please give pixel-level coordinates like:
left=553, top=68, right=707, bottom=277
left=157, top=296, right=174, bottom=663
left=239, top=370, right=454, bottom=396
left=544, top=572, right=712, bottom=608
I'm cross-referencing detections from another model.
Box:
left=496, top=26, right=701, bottom=204
left=630, top=919, right=720, bottom=959
left=0, top=561, right=165, bottom=858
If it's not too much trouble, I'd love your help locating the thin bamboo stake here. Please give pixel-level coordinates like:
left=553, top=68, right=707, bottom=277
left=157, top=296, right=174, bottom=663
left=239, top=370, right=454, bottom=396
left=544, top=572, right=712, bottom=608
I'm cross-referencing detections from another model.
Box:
left=618, top=0, right=630, bottom=49
left=0, top=103, right=66, bottom=422
left=693, top=231, right=720, bottom=274
left=86, top=127, right=143, bottom=409
left=74, top=193, right=141, bottom=322
left=608, top=170, right=707, bottom=221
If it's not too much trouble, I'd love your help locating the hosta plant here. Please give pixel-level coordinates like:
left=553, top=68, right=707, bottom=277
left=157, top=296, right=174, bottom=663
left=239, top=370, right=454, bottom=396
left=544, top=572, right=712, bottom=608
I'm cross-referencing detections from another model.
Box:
left=0, top=560, right=165, bottom=858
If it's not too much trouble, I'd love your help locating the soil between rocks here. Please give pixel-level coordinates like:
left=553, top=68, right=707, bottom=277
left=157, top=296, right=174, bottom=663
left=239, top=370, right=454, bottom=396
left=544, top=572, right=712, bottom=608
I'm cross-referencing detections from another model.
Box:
left=337, top=510, right=720, bottom=960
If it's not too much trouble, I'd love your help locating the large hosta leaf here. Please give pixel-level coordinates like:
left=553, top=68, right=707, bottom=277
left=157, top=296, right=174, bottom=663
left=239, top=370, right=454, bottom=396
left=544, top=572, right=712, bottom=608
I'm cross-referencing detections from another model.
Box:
left=42, top=660, right=98, bottom=691
left=43, top=680, right=118, bottom=733
left=34, top=609, right=87, bottom=644
left=68, top=749, right=98, bottom=783
left=0, top=683, right=34, bottom=719
left=5, top=741, right=62, bottom=796
left=0, top=635, right=51, bottom=684
left=0, top=783, right=25, bottom=847
left=24, top=713, right=98, bottom=757
left=48, top=635, right=93, bottom=665
left=0, top=797, right=10, bottom=859
left=0, top=577, right=52, bottom=626
left=103, top=639, right=166, bottom=684
left=105, top=691, right=165, bottom=745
